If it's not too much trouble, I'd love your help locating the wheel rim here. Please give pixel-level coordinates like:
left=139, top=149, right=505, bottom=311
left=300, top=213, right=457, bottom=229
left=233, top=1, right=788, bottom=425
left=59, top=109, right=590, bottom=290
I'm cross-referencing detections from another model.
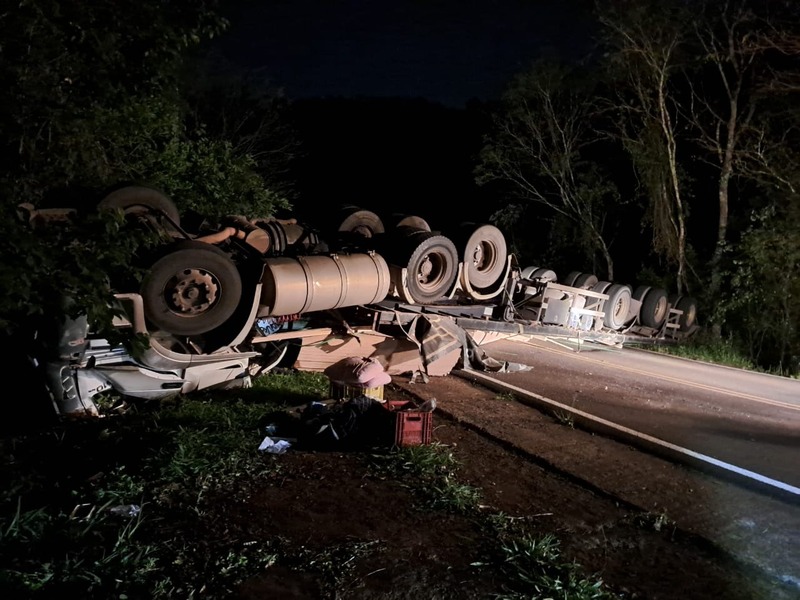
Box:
left=165, top=268, right=221, bottom=316
left=677, top=297, right=698, bottom=330
left=653, top=296, right=668, bottom=322
left=640, top=288, right=669, bottom=328
left=447, top=224, right=507, bottom=289
left=613, top=296, right=628, bottom=321
left=142, top=241, right=242, bottom=336
left=415, top=251, right=448, bottom=293
left=469, top=241, right=491, bottom=271
left=604, top=284, right=632, bottom=330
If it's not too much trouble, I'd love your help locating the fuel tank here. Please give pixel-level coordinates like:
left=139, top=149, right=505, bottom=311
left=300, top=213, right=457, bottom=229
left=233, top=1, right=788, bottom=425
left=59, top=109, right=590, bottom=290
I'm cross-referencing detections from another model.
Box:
left=258, top=253, right=390, bottom=316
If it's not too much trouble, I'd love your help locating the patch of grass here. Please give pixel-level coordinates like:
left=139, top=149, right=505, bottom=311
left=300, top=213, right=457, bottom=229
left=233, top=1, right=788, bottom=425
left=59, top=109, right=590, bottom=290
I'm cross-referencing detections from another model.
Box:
left=249, top=369, right=329, bottom=405
left=553, top=409, right=575, bottom=428
left=650, top=337, right=758, bottom=371
left=0, top=369, right=620, bottom=600
left=475, top=530, right=615, bottom=600
left=369, top=442, right=483, bottom=514
left=370, top=445, right=619, bottom=598
left=632, top=510, right=675, bottom=533
left=0, top=492, right=160, bottom=598
left=288, top=539, right=384, bottom=595
left=154, top=539, right=280, bottom=598
left=1, top=498, right=50, bottom=545
left=0, top=375, right=332, bottom=600
left=495, top=392, right=516, bottom=403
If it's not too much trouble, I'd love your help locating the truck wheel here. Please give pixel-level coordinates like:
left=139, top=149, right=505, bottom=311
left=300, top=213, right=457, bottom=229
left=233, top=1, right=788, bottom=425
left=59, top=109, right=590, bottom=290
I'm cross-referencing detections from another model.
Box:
left=633, top=285, right=651, bottom=303
left=563, top=271, right=582, bottom=287
left=337, top=206, right=385, bottom=238
left=455, top=223, right=508, bottom=289
left=531, top=268, right=557, bottom=283
left=520, top=266, right=540, bottom=280
left=592, top=280, right=613, bottom=294
left=603, top=284, right=633, bottom=330
left=640, top=288, right=669, bottom=328
left=99, top=185, right=180, bottom=226
left=574, top=273, right=599, bottom=289
left=141, top=241, right=242, bottom=336
left=392, top=215, right=431, bottom=232
left=676, top=296, right=698, bottom=331
left=403, top=233, right=459, bottom=304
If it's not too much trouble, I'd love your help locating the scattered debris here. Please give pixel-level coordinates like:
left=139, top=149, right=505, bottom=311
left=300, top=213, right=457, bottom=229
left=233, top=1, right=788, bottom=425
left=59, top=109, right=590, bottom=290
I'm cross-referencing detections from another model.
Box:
left=107, top=504, right=141, bottom=518
left=258, top=437, right=292, bottom=454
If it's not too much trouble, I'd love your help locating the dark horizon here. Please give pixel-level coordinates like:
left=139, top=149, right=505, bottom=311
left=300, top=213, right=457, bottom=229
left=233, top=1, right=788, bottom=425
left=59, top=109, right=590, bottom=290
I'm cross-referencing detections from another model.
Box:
left=216, top=0, right=596, bottom=108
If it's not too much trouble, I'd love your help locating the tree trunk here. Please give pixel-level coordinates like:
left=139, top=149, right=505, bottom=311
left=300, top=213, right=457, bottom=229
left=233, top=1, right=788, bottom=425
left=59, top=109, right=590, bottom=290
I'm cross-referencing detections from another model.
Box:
left=708, top=97, right=738, bottom=320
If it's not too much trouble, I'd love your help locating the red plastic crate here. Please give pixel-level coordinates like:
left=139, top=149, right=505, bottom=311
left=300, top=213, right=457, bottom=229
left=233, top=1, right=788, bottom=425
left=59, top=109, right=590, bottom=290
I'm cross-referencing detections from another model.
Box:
left=385, top=401, right=432, bottom=447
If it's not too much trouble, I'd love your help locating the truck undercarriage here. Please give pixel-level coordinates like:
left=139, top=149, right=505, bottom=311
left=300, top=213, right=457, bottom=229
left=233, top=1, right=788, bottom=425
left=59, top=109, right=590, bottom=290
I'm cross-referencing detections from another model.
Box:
left=31, top=185, right=699, bottom=417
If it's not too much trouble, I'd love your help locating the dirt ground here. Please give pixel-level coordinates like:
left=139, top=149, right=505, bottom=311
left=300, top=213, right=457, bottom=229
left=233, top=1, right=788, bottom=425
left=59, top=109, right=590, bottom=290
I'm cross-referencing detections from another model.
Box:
left=227, top=374, right=800, bottom=600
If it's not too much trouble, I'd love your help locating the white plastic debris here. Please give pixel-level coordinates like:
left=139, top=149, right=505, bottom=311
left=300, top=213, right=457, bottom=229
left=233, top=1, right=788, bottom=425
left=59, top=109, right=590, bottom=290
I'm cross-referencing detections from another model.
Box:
left=258, top=436, right=291, bottom=454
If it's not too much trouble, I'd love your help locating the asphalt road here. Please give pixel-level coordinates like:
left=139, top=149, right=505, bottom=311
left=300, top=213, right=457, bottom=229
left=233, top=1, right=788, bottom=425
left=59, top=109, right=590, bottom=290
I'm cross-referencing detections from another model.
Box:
left=472, top=334, right=800, bottom=491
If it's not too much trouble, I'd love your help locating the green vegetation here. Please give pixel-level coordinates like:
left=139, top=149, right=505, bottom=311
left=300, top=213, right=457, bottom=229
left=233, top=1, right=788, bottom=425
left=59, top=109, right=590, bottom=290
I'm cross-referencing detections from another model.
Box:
left=477, top=0, right=800, bottom=376
left=368, top=443, right=618, bottom=598
left=494, top=392, right=517, bottom=403
left=370, top=442, right=483, bottom=513
left=2, top=0, right=799, bottom=384
left=650, top=337, right=762, bottom=373
left=552, top=410, right=576, bottom=429
left=482, top=534, right=614, bottom=600
left=0, top=0, right=294, bottom=339
left=1, top=372, right=625, bottom=599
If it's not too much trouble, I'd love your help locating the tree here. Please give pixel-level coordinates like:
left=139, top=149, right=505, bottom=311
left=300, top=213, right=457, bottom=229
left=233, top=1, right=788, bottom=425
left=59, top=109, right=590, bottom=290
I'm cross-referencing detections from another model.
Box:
left=182, top=54, right=302, bottom=207
left=721, top=198, right=800, bottom=375
left=476, top=61, right=620, bottom=279
left=688, top=0, right=800, bottom=304
left=597, top=0, right=693, bottom=292
left=0, top=0, right=290, bottom=339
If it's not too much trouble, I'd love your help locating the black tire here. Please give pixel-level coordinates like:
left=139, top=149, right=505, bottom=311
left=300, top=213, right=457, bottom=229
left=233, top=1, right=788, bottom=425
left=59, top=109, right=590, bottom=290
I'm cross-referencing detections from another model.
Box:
left=603, top=284, right=633, bottom=330
left=99, top=185, right=180, bottom=226
left=337, top=207, right=385, bottom=238
left=141, top=241, right=242, bottom=336
left=633, top=285, right=651, bottom=303
left=399, top=232, right=459, bottom=304
left=454, top=223, right=508, bottom=289
left=592, top=280, right=613, bottom=294
left=574, top=273, right=599, bottom=289
left=640, top=288, right=669, bottom=329
left=531, top=268, right=557, bottom=283
left=676, top=296, right=698, bottom=331
left=563, top=271, right=582, bottom=287
left=392, top=215, right=431, bottom=232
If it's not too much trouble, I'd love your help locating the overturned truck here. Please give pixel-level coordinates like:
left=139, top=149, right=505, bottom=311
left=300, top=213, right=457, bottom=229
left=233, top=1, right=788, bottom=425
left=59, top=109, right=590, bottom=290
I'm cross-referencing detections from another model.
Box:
left=37, top=186, right=699, bottom=417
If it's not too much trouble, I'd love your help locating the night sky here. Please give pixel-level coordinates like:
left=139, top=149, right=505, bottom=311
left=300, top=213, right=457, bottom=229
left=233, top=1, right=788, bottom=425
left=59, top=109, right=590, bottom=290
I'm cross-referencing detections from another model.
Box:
left=212, top=0, right=603, bottom=275
left=219, top=0, right=595, bottom=107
